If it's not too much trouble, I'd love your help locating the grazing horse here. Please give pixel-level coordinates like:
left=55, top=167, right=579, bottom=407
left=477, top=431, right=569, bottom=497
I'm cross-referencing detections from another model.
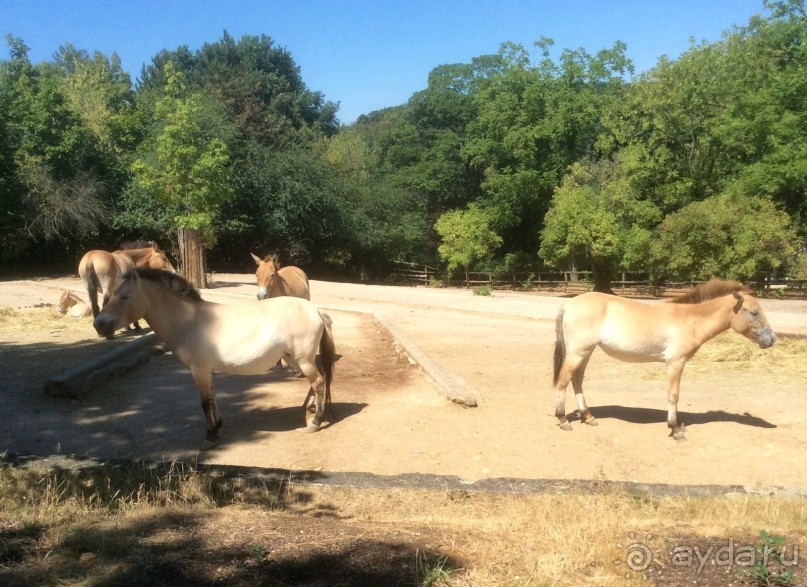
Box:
left=250, top=252, right=310, bottom=301
left=553, top=279, right=776, bottom=440
left=93, top=269, right=336, bottom=442
left=57, top=291, right=92, bottom=318
left=78, top=243, right=175, bottom=332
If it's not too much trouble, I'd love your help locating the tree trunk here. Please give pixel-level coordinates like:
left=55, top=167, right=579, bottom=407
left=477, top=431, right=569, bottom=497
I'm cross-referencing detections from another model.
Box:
left=178, top=228, right=206, bottom=289
left=591, top=263, right=615, bottom=295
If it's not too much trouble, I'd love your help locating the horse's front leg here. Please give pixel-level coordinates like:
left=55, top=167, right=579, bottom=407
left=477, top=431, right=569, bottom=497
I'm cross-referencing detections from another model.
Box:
left=191, top=368, right=223, bottom=443
left=665, top=359, right=687, bottom=441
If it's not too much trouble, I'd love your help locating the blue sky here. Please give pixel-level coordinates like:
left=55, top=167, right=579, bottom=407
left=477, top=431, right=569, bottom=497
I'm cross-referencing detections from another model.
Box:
left=3, top=0, right=767, bottom=124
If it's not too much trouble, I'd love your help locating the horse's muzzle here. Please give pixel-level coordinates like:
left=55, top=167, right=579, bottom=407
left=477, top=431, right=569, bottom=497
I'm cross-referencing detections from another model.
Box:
left=93, top=315, right=116, bottom=340
left=256, top=288, right=268, bottom=300
left=756, top=329, right=777, bottom=349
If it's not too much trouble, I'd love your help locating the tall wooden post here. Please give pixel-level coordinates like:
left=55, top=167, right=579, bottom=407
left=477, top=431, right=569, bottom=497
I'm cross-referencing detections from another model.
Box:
left=177, top=228, right=206, bottom=289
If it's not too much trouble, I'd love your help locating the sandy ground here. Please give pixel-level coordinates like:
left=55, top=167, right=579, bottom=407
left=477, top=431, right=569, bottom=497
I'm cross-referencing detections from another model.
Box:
left=1, top=273, right=807, bottom=489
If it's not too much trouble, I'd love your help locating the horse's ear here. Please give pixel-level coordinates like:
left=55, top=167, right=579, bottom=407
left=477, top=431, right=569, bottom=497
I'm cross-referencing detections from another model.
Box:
left=732, top=290, right=745, bottom=312
left=271, top=253, right=280, bottom=267
left=250, top=252, right=263, bottom=266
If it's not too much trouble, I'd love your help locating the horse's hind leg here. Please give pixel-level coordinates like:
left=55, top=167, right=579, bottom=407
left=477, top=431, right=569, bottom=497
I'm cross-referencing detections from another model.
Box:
left=555, top=350, right=593, bottom=431
left=572, top=355, right=597, bottom=426
left=87, top=286, right=100, bottom=317
left=192, top=369, right=223, bottom=443
left=297, top=359, right=326, bottom=432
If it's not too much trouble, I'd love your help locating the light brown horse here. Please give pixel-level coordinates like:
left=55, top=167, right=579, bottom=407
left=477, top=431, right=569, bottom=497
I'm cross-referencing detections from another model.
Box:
left=250, top=252, right=310, bottom=301
left=79, top=242, right=175, bottom=331
left=93, top=268, right=336, bottom=443
left=553, top=280, right=776, bottom=440
left=57, top=291, right=92, bottom=318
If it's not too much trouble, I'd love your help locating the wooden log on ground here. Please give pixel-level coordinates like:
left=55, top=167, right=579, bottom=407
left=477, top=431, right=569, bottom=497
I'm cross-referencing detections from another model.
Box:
left=45, top=332, right=164, bottom=399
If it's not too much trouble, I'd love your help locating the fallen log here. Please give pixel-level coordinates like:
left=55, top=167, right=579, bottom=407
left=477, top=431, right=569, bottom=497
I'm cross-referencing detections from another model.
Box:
left=45, top=331, right=164, bottom=399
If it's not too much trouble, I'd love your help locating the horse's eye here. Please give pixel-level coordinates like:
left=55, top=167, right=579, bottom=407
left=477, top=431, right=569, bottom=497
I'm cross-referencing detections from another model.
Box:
left=749, top=309, right=759, bottom=317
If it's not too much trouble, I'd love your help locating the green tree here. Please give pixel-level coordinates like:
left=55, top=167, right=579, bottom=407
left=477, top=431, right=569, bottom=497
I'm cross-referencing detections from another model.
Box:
left=652, top=194, right=801, bottom=281
left=0, top=35, right=111, bottom=261
left=464, top=39, right=633, bottom=254
left=131, top=62, right=232, bottom=287
left=435, top=207, right=502, bottom=284
left=539, top=158, right=660, bottom=292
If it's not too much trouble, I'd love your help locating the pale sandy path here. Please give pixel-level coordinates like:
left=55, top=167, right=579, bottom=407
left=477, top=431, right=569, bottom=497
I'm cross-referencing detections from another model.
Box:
left=1, top=274, right=806, bottom=488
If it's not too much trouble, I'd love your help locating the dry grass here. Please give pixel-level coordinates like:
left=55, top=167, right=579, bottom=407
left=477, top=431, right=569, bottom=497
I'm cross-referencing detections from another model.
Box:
left=1, top=460, right=805, bottom=586
left=0, top=305, right=92, bottom=335
left=689, top=332, right=807, bottom=377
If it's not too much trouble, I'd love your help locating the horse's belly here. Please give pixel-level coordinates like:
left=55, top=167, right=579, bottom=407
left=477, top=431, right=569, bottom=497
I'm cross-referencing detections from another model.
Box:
left=598, top=342, right=665, bottom=363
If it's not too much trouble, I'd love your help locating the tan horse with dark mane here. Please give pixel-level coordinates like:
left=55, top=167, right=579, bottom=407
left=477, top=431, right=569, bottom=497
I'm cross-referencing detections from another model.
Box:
left=250, top=252, right=310, bottom=300
left=78, top=241, right=175, bottom=330
left=93, top=269, right=335, bottom=443
left=553, top=279, right=776, bottom=440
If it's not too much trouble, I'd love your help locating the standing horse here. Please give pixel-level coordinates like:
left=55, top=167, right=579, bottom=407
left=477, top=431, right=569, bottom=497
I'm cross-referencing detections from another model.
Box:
left=553, top=280, right=776, bottom=440
left=93, top=268, right=336, bottom=442
left=79, top=243, right=175, bottom=332
left=57, top=291, right=92, bottom=318
left=250, top=252, right=310, bottom=300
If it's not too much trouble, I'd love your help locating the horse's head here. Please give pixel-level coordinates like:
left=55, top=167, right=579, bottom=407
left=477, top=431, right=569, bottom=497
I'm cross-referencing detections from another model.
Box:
left=730, top=290, right=777, bottom=349
left=57, top=290, right=74, bottom=314
left=147, top=247, right=176, bottom=273
left=251, top=252, right=281, bottom=300
left=93, top=272, right=149, bottom=339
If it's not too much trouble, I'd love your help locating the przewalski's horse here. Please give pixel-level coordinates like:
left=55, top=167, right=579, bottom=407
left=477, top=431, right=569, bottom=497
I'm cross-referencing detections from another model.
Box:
left=250, top=252, right=310, bottom=301
left=57, top=291, right=92, bottom=318
left=552, top=279, right=776, bottom=440
left=79, top=242, right=175, bottom=331
left=93, top=269, right=336, bottom=443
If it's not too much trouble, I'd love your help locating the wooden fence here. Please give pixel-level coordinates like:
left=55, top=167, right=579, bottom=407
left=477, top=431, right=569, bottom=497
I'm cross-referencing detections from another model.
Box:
left=391, top=263, right=807, bottom=299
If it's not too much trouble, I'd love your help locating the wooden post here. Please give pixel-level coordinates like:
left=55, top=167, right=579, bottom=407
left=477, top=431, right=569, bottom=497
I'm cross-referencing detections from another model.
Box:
left=178, top=228, right=206, bottom=289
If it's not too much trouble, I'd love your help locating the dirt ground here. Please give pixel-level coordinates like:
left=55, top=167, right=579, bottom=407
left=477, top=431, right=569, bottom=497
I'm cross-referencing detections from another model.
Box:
left=1, top=273, right=807, bottom=490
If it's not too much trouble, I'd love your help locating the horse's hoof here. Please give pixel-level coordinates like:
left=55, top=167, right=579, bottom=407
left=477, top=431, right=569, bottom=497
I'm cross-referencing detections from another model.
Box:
left=559, top=421, right=573, bottom=431
left=670, top=428, right=687, bottom=441
left=201, top=438, right=217, bottom=450
left=582, top=416, right=598, bottom=426
left=305, top=423, right=321, bottom=433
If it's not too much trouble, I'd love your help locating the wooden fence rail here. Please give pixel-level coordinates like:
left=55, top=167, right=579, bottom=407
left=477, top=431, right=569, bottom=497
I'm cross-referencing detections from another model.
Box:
left=390, top=263, right=807, bottom=299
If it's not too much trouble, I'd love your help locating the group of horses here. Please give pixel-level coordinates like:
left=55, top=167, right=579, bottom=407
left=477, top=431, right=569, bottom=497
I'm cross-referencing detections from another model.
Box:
left=64, top=242, right=779, bottom=445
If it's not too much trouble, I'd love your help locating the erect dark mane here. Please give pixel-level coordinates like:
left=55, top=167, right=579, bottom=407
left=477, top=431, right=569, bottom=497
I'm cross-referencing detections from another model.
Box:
left=123, top=268, right=202, bottom=303
left=669, top=279, right=752, bottom=304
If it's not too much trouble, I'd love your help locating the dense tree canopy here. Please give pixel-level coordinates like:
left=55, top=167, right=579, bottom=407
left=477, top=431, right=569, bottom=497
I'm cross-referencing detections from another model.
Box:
left=1, top=3, right=805, bottom=285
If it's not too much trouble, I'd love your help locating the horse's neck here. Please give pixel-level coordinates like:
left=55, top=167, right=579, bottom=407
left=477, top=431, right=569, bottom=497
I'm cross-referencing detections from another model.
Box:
left=111, top=251, right=135, bottom=272
left=120, top=248, right=153, bottom=267
left=141, top=285, right=201, bottom=350
left=689, top=295, right=737, bottom=344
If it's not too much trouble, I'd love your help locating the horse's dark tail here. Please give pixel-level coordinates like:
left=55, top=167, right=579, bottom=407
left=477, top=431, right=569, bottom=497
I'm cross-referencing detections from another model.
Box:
left=319, top=311, right=338, bottom=421
left=552, top=307, right=566, bottom=387
left=85, top=261, right=101, bottom=317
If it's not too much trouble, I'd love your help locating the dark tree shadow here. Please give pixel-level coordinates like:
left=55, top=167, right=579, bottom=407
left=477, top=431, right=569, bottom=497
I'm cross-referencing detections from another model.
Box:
left=0, top=458, right=461, bottom=587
